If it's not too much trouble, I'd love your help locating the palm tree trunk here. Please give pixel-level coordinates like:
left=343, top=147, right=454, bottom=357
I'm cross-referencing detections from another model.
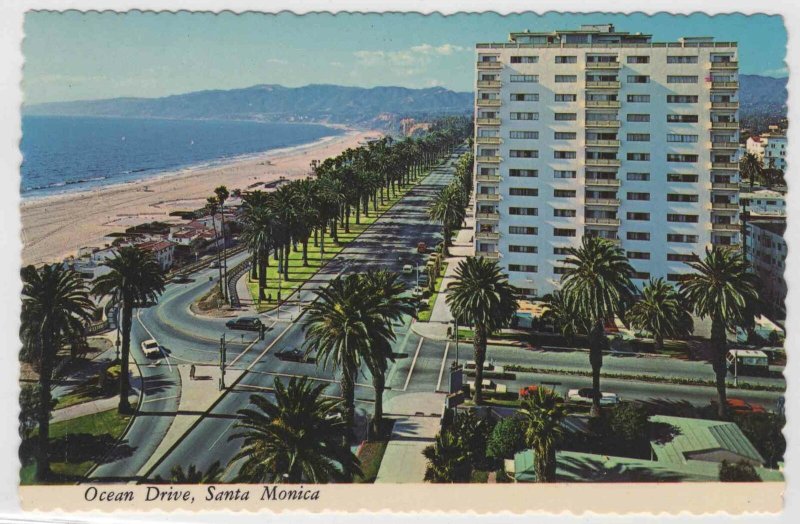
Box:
left=302, top=239, right=309, bottom=267
left=711, top=318, right=729, bottom=419
left=655, top=334, right=664, bottom=353
left=534, top=444, right=556, bottom=483
left=250, top=253, right=257, bottom=280
left=36, top=330, right=53, bottom=480
left=370, top=371, right=385, bottom=439
left=118, top=301, right=133, bottom=414
left=589, top=321, right=605, bottom=418
left=313, top=228, right=318, bottom=247
left=320, top=225, right=326, bottom=259
left=258, top=249, right=267, bottom=301
left=341, top=363, right=356, bottom=440
left=283, top=242, right=290, bottom=279
left=211, top=214, right=225, bottom=298
left=219, top=207, right=228, bottom=302
left=472, top=326, right=487, bottom=404
left=355, top=203, right=360, bottom=225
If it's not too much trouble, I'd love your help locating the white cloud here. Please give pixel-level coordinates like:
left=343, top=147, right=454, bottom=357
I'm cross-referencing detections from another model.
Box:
left=760, top=66, right=788, bottom=77
left=410, top=43, right=467, bottom=56
left=354, top=42, right=468, bottom=71
left=265, top=58, right=288, bottom=65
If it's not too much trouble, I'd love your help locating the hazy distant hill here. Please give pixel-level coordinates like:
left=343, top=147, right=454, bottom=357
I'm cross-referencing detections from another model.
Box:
left=24, top=84, right=474, bottom=127
left=739, top=74, right=787, bottom=130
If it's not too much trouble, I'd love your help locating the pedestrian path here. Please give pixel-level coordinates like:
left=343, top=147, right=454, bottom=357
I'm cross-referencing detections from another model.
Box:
left=51, top=390, right=140, bottom=424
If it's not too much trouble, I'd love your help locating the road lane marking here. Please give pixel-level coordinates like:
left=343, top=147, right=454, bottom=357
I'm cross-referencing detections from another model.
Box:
left=243, top=368, right=374, bottom=389
left=229, top=336, right=261, bottom=367
left=403, top=337, right=425, bottom=391
left=137, top=309, right=172, bottom=372
left=436, top=341, right=451, bottom=393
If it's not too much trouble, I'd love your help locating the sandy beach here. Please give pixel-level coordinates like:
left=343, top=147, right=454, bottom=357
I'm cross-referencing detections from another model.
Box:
left=20, top=127, right=380, bottom=266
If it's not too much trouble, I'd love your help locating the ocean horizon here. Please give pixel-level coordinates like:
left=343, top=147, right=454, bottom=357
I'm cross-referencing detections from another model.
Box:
left=20, top=115, right=343, bottom=199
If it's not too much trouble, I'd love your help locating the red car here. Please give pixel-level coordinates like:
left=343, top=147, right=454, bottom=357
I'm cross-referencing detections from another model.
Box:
left=518, top=385, right=554, bottom=399
left=712, top=397, right=766, bottom=414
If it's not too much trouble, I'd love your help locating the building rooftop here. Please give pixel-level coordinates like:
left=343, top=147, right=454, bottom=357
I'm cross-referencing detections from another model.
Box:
left=137, top=240, right=175, bottom=252
left=649, top=415, right=764, bottom=466
left=750, top=220, right=787, bottom=237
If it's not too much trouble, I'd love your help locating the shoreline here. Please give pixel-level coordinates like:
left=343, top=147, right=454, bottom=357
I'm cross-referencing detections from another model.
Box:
left=21, top=127, right=382, bottom=266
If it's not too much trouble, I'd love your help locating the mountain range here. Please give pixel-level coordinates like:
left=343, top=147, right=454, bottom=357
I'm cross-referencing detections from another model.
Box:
left=24, top=76, right=787, bottom=129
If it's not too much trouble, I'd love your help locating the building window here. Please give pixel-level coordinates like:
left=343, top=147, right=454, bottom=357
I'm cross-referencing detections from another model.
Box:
left=627, top=133, right=650, bottom=142
left=627, top=153, right=650, bottom=161
left=667, top=234, right=699, bottom=243
left=509, top=207, right=538, bottom=216
left=667, top=193, right=699, bottom=203
left=509, top=168, right=538, bottom=177
left=511, top=93, right=539, bottom=101
left=667, top=173, right=699, bottom=183
left=509, top=130, right=539, bottom=139
left=555, top=94, right=577, bottom=102
left=509, top=187, right=538, bottom=196
left=510, top=149, right=539, bottom=158
left=626, top=212, right=650, bottom=220
left=555, top=56, right=577, bottom=64
left=667, top=95, right=699, bottom=103
left=555, top=75, right=578, bottom=83
left=554, top=228, right=577, bottom=237
left=627, top=56, right=649, bottom=64
left=554, top=189, right=576, bottom=198
left=667, top=75, right=699, bottom=84
left=509, top=226, right=538, bottom=235
left=510, top=74, right=539, bottom=83
left=553, top=247, right=570, bottom=255
left=554, top=131, right=577, bottom=139
left=509, top=245, right=538, bottom=253
left=555, top=113, right=577, bottom=121
left=667, top=154, right=699, bottom=163
left=667, top=253, right=698, bottom=262
left=627, top=113, right=650, bottom=122
left=666, top=134, right=698, bottom=143
left=627, top=94, right=650, bottom=103
left=627, top=251, right=651, bottom=260
left=509, top=264, right=538, bottom=273
left=627, top=232, right=651, bottom=241
left=667, top=273, right=692, bottom=282
left=510, top=112, right=539, bottom=120
left=627, top=75, right=650, bottom=83
left=632, top=271, right=651, bottom=280
left=666, top=114, right=699, bottom=123
left=510, top=56, right=539, bottom=63
left=627, top=172, right=650, bottom=181
left=554, top=170, right=577, bottom=179
left=667, top=56, right=699, bottom=64
left=554, top=209, right=576, bottom=217
left=554, top=151, right=577, bottom=159
left=667, top=214, right=699, bottom=223
left=627, top=192, right=650, bottom=201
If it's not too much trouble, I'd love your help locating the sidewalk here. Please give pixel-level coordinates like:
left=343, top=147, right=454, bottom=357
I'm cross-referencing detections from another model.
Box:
left=51, top=390, right=140, bottom=424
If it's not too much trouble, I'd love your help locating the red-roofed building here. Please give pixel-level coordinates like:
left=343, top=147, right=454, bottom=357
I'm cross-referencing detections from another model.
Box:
left=136, top=240, right=176, bottom=271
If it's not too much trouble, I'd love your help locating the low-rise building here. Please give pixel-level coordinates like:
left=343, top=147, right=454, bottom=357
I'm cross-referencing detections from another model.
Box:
left=746, top=134, right=787, bottom=171
left=740, top=189, right=786, bottom=217
left=136, top=240, right=176, bottom=271
left=746, top=219, right=787, bottom=318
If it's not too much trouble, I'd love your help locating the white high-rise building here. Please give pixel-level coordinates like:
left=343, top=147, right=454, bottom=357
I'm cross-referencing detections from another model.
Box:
left=473, top=24, right=740, bottom=297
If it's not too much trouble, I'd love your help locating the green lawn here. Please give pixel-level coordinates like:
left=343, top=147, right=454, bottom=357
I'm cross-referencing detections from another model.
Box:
left=416, top=261, right=449, bottom=322
left=20, top=408, right=131, bottom=484
left=354, top=441, right=390, bottom=483
left=247, top=175, right=429, bottom=312
left=54, top=364, right=120, bottom=409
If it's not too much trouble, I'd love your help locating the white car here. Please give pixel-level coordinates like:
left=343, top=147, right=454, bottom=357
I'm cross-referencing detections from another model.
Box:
left=567, top=388, right=620, bottom=406
left=411, top=287, right=425, bottom=298
left=141, top=339, right=162, bottom=358
left=402, top=264, right=414, bottom=274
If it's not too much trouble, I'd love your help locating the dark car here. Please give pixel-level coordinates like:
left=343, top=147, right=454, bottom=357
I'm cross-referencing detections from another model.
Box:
left=226, top=316, right=264, bottom=331
left=172, top=274, right=192, bottom=284
left=275, top=348, right=309, bottom=363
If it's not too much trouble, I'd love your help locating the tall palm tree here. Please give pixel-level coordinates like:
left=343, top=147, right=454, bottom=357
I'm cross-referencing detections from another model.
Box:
left=240, top=191, right=273, bottom=301
left=21, top=264, right=94, bottom=480
left=214, top=186, right=230, bottom=300
left=93, top=246, right=165, bottom=414
left=740, top=152, right=763, bottom=191
left=155, top=462, right=223, bottom=484
left=627, top=278, right=694, bottom=352
left=228, top=377, right=361, bottom=483
left=428, top=182, right=466, bottom=256
left=518, top=388, right=566, bottom=482
left=422, top=430, right=471, bottom=483
left=206, top=196, right=225, bottom=299
left=679, top=247, right=759, bottom=418
left=560, top=237, right=635, bottom=417
left=541, top=290, right=589, bottom=345
left=446, top=257, right=519, bottom=404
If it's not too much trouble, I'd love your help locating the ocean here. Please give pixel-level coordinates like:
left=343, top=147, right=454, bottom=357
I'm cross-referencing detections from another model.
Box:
left=19, top=115, right=343, bottom=198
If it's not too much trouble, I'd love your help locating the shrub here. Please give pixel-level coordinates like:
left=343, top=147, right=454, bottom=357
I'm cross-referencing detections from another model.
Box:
left=608, top=403, right=650, bottom=442
left=450, top=411, right=496, bottom=469
left=486, top=417, right=527, bottom=460
left=719, top=460, right=762, bottom=482
left=733, top=412, right=786, bottom=468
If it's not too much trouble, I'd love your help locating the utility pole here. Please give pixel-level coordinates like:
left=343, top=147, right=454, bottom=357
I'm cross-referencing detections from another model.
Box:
left=219, top=334, right=227, bottom=391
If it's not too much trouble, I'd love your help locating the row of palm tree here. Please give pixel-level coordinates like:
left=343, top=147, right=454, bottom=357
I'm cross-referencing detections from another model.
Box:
left=238, top=119, right=471, bottom=302
left=427, top=152, right=473, bottom=256
left=21, top=245, right=166, bottom=481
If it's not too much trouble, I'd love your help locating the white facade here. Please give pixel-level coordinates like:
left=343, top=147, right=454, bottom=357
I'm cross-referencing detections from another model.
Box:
left=745, top=220, right=786, bottom=317
left=740, top=189, right=786, bottom=216
left=473, top=25, right=740, bottom=297
left=746, top=134, right=787, bottom=171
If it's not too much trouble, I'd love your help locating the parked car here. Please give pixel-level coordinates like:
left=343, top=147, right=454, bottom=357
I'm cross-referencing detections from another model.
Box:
left=418, top=274, right=430, bottom=286
left=209, top=260, right=221, bottom=269
left=402, top=264, right=414, bottom=274
left=173, top=274, right=192, bottom=284
left=417, top=242, right=427, bottom=254
left=411, top=287, right=425, bottom=298
left=275, top=348, right=309, bottom=363
left=226, top=316, right=264, bottom=331
left=567, top=388, right=620, bottom=406
left=711, top=397, right=766, bottom=415
left=141, top=339, right=162, bottom=358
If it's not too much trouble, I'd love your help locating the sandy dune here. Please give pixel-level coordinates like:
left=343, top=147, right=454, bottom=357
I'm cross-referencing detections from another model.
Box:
left=20, top=128, right=379, bottom=266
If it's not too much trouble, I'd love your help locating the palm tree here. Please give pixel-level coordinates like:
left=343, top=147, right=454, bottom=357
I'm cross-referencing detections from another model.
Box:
left=679, top=247, right=759, bottom=418
left=627, top=278, right=694, bottom=352
left=228, top=377, right=361, bottom=483
left=206, top=196, right=225, bottom=299
left=21, top=264, right=94, bottom=480
left=214, top=186, right=230, bottom=299
left=541, top=290, right=589, bottom=345
left=155, top=462, right=223, bottom=483
left=240, top=191, right=273, bottom=301
left=422, top=430, right=471, bottom=483
left=518, top=388, right=566, bottom=482
left=428, top=182, right=466, bottom=256
left=740, top=152, right=763, bottom=191
left=446, top=257, right=519, bottom=404
left=93, top=246, right=165, bottom=414
left=560, top=237, right=635, bottom=417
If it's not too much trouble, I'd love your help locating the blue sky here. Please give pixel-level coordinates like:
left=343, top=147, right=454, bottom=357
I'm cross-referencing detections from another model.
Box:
left=23, top=11, right=787, bottom=105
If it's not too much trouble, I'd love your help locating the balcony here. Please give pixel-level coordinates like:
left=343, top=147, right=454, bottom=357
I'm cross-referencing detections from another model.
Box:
left=477, top=99, right=502, bottom=107
left=711, top=81, right=739, bottom=90
left=586, top=100, right=621, bottom=109
left=481, top=251, right=500, bottom=260
left=585, top=198, right=621, bottom=207
left=585, top=80, right=620, bottom=89
left=586, top=235, right=620, bottom=245
left=711, top=101, right=739, bottom=109
left=477, top=61, right=502, bottom=70
left=711, top=161, right=738, bottom=170
left=585, top=139, right=620, bottom=148
left=710, top=61, right=738, bottom=70
left=477, top=80, right=502, bottom=88
left=585, top=178, right=620, bottom=187
left=586, top=61, right=620, bottom=70
left=712, top=182, right=739, bottom=190
left=476, top=231, right=500, bottom=241
left=476, top=212, right=500, bottom=221
left=476, top=155, right=502, bottom=163
left=476, top=175, right=501, bottom=183
left=712, top=202, right=738, bottom=211
left=476, top=118, right=501, bottom=126
left=712, top=222, right=740, bottom=232
left=476, top=193, right=501, bottom=202
left=585, top=217, right=621, bottom=226
left=476, top=136, right=501, bottom=145
left=585, top=120, right=621, bottom=128
left=710, top=121, right=738, bottom=130
left=711, top=142, right=739, bottom=151
left=585, top=158, right=621, bottom=167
